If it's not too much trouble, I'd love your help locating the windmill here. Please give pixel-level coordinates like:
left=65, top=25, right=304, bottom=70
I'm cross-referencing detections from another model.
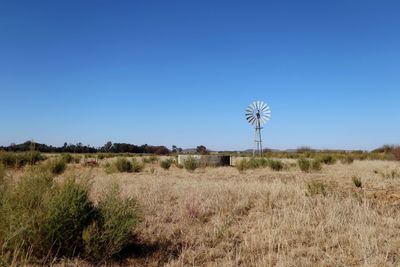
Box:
left=245, top=101, right=271, bottom=157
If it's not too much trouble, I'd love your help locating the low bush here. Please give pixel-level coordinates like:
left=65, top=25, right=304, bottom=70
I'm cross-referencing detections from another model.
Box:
left=306, top=180, right=327, bottom=196
left=341, top=156, right=354, bottom=164
left=47, top=158, right=67, bottom=175
left=143, top=155, right=159, bottom=164
left=236, top=157, right=281, bottom=171
left=97, top=153, right=105, bottom=160
left=184, top=156, right=198, bottom=172
left=61, top=153, right=73, bottom=163
left=0, top=172, right=140, bottom=264
left=236, top=158, right=248, bottom=172
left=0, top=163, right=4, bottom=181
left=311, top=159, right=322, bottom=171
left=268, top=159, right=284, bottom=171
left=82, top=185, right=140, bottom=262
left=321, top=155, right=337, bottom=165
left=352, top=176, right=362, bottom=188
left=44, top=178, right=94, bottom=256
left=103, top=162, right=116, bottom=174
left=73, top=155, right=82, bottom=164
left=298, top=158, right=311, bottom=172
left=131, top=158, right=144, bottom=173
left=160, top=159, right=172, bottom=170
left=114, top=158, right=133, bottom=173
left=0, top=151, right=45, bottom=168
left=393, top=147, right=400, bottom=161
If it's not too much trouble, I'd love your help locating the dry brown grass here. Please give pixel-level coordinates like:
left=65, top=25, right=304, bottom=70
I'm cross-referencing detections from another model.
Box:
left=77, top=159, right=400, bottom=266
left=6, top=158, right=400, bottom=266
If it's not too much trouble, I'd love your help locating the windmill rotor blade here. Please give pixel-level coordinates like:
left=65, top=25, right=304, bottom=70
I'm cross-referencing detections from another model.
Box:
left=246, top=113, right=254, bottom=118
left=251, top=101, right=257, bottom=109
left=260, top=102, right=266, bottom=111
left=246, top=116, right=255, bottom=122
left=262, top=106, right=270, bottom=111
left=262, top=106, right=270, bottom=112
left=246, top=115, right=255, bottom=121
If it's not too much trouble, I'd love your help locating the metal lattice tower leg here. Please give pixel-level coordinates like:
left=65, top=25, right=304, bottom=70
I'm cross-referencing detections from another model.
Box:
left=253, top=119, right=263, bottom=157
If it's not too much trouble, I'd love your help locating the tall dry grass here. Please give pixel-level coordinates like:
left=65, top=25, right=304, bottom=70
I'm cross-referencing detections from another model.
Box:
left=88, top=159, right=400, bottom=266
left=2, top=157, right=400, bottom=266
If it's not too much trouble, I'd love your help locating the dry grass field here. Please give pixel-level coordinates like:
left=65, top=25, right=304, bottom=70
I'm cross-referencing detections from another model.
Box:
left=49, top=158, right=400, bottom=266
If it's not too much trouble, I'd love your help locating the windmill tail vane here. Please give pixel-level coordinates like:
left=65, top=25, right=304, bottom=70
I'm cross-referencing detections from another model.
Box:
left=245, top=101, right=271, bottom=157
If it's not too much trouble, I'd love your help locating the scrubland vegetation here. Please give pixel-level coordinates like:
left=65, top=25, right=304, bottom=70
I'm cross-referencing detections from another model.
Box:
left=0, top=148, right=399, bottom=266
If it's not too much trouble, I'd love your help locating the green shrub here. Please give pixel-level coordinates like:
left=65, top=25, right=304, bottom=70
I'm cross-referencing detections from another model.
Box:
left=236, top=159, right=248, bottom=172
left=306, top=180, right=327, bottom=196
left=82, top=185, right=140, bottom=262
left=311, top=159, right=322, bottom=171
left=160, top=159, right=172, bottom=170
left=0, top=171, right=141, bottom=264
left=114, top=158, right=133, bottom=173
left=0, top=163, right=4, bottom=181
left=143, top=155, right=159, bottom=164
left=104, top=162, right=116, bottom=174
left=268, top=159, right=284, bottom=171
left=61, top=153, right=73, bottom=163
left=298, top=158, right=311, bottom=172
left=73, top=155, right=82, bottom=164
left=341, top=156, right=354, bottom=164
left=44, top=177, right=94, bottom=257
left=0, top=171, right=53, bottom=258
left=0, top=151, right=45, bottom=168
left=184, top=156, right=198, bottom=172
left=47, top=158, right=67, bottom=175
left=393, top=147, right=400, bottom=161
left=131, top=158, right=144, bottom=173
left=321, top=155, right=337, bottom=165
left=352, top=176, right=362, bottom=188
left=236, top=157, right=275, bottom=171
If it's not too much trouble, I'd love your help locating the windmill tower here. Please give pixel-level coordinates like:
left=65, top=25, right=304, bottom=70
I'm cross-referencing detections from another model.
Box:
left=245, top=101, right=271, bottom=157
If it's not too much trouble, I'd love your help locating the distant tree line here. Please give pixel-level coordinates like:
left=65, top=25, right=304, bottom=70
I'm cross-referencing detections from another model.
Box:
left=0, top=141, right=170, bottom=155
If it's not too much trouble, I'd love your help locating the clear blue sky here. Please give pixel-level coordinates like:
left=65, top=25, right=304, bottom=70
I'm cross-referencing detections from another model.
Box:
left=1, top=0, right=399, bottom=151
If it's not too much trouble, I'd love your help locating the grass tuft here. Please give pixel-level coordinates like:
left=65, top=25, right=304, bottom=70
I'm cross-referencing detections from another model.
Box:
left=306, top=180, right=327, bottom=196
left=184, top=157, right=198, bottom=172
left=352, top=176, right=362, bottom=188
left=47, top=158, right=67, bottom=175
left=160, top=159, right=173, bottom=170
left=298, top=157, right=311, bottom=172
